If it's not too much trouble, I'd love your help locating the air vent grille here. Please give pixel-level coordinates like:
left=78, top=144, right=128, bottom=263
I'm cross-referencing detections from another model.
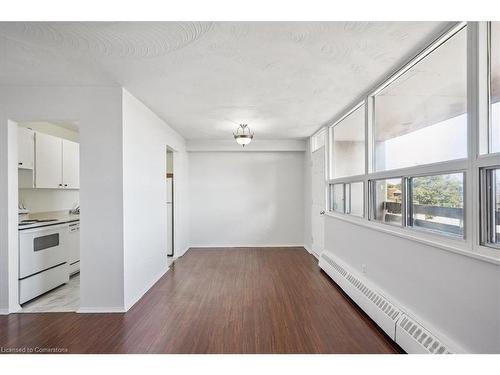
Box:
left=398, top=315, right=452, bottom=354
left=345, top=273, right=401, bottom=321
left=321, top=253, right=348, bottom=277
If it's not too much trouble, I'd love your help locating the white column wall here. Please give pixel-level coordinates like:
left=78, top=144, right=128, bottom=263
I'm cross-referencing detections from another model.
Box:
left=122, top=90, right=189, bottom=309
left=0, top=86, right=125, bottom=312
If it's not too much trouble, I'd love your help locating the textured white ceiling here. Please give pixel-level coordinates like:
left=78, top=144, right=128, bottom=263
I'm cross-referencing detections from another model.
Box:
left=0, top=21, right=452, bottom=140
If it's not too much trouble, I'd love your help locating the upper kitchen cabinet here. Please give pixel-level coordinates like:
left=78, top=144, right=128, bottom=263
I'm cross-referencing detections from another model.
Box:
left=35, top=132, right=80, bottom=189
left=62, top=140, right=80, bottom=189
left=18, top=127, right=35, bottom=169
left=35, top=132, right=63, bottom=188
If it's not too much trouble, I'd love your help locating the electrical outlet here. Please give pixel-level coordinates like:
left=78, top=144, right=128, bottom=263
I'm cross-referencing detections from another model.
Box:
left=362, top=264, right=367, bottom=274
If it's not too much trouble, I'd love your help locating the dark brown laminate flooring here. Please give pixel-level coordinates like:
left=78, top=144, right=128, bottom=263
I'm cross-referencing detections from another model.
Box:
left=0, top=247, right=402, bottom=354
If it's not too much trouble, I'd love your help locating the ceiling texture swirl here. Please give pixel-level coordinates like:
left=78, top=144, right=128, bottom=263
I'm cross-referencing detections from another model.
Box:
left=0, top=21, right=451, bottom=139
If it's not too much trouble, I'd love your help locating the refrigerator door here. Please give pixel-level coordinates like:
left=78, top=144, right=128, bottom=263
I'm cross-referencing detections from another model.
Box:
left=166, top=177, right=173, bottom=203
left=166, top=203, right=173, bottom=255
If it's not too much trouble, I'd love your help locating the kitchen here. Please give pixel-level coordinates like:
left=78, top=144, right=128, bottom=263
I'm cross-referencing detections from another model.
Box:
left=17, top=121, right=80, bottom=312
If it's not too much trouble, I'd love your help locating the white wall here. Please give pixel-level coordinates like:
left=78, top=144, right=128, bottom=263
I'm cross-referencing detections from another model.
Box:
left=19, top=121, right=79, bottom=142
left=0, top=87, right=191, bottom=314
left=122, top=89, right=189, bottom=310
left=173, top=150, right=190, bottom=255
left=19, top=189, right=79, bottom=213
left=303, top=140, right=313, bottom=253
left=0, top=86, right=125, bottom=313
left=166, top=151, right=173, bottom=174
left=188, top=151, right=305, bottom=247
left=0, top=120, right=18, bottom=314
left=324, top=216, right=500, bottom=353
left=187, top=139, right=306, bottom=152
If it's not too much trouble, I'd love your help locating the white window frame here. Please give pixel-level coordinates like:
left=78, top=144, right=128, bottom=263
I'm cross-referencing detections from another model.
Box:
left=476, top=22, right=500, bottom=251
left=322, top=22, right=500, bottom=264
left=329, top=181, right=365, bottom=217
left=328, top=101, right=366, bottom=180
left=406, top=171, right=466, bottom=239
left=480, top=166, right=500, bottom=249
left=368, top=176, right=404, bottom=227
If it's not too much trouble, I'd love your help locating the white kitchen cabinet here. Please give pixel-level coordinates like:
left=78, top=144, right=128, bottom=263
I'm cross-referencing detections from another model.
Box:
left=35, top=132, right=63, bottom=188
left=34, top=132, right=80, bottom=189
left=67, top=222, right=80, bottom=275
left=62, top=140, right=80, bottom=189
left=18, top=127, right=34, bottom=169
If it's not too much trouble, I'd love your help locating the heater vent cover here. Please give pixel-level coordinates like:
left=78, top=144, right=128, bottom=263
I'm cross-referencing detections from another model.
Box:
left=321, top=253, right=348, bottom=277
left=318, top=252, right=457, bottom=353
left=397, top=315, right=452, bottom=354
left=345, top=273, right=401, bottom=321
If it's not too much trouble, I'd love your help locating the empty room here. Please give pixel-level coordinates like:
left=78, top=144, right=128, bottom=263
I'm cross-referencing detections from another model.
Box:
left=0, top=1, right=499, bottom=372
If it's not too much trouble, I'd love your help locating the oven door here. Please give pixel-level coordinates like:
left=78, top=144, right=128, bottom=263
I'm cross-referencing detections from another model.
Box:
left=19, top=224, right=68, bottom=279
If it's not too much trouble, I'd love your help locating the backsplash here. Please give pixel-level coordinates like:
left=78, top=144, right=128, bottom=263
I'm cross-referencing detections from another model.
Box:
left=19, top=189, right=79, bottom=213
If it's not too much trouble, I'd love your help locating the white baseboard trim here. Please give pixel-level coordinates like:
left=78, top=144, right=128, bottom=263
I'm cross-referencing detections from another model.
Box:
left=0, top=305, right=21, bottom=315
left=188, top=244, right=306, bottom=249
left=77, top=306, right=126, bottom=313
left=123, top=266, right=168, bottom=312
left=176, top=247, right=190, bottom=257
left=303, top=245, right=320, bottom=260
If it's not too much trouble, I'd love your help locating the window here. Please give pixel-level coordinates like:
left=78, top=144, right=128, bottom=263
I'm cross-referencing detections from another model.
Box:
left=490, top=22, right=500, bottom=154
left=330, top=104, right=365, bottom=178
left=480, top=23, right=500, bottom=250
left=481, top=167, right=500, bottom=248
left=373, top=27, right=467, bottom=171
left=322, top=23, right=500, bottom=251
left=370, top=178, right=403, bottom=226
left=330, top=184, right=344, bottom=213
left=329, top=182, right=364, bottom=217
left=346, top=182, right=364, bottom=217
left=408, top=173, right=464, bottom=237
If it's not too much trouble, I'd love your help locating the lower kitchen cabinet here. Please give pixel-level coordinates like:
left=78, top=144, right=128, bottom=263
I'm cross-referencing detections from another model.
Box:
left=67, top=222, right=80, bottom=275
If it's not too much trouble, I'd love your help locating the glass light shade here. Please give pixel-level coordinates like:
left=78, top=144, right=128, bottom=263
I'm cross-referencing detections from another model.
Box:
left=235, top=135, right=252, bottom=145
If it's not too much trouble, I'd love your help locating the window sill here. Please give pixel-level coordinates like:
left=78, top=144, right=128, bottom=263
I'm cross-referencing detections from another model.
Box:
left=324, top=211, right=500, bottom=266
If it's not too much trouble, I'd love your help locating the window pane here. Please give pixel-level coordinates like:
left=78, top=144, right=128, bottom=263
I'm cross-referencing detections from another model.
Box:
left=348, top=182, right=364, bottom=217
left=331, top=184, right=344, bottom=213
left=492, top=169, right=500, bottom=244
left=483, top=168, right=500, bottom=247
left=370, top=178, right=403, bottom=226
left=332, top=105, right=365, bottom=178
left=373, top=27, right=467, bottom=171
left=491, top=22, right=500, bottom=153
left=409, top=173, right=464, bottom=237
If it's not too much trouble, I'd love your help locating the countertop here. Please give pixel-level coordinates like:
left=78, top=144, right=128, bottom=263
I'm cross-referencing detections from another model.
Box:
left=18, top=210, right=80, bottom=230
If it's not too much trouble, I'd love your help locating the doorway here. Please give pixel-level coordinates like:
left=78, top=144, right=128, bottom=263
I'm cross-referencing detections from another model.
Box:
left=311, top=131, right=327, bottom=258
left=166, top=148, right=174, bottom=265
left=16, top=120, right=81, bottom=313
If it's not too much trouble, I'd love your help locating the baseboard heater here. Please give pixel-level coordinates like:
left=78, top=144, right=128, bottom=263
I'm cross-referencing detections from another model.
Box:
left=319, top=252, right=458, bottom=354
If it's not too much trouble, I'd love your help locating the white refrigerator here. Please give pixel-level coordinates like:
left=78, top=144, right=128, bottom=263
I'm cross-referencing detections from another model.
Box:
left=166, top=177, right=173, bottom=256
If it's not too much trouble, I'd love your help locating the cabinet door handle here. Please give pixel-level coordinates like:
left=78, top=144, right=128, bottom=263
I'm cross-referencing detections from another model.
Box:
left=64, top=184, right=68, bottom=187
left=18, top=162, right=23, bottom=166
left=59, top=183, right=63, bottom=187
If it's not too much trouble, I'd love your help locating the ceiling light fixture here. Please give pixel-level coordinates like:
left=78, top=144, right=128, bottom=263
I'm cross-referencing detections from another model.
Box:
left=233, top=124, right=254, bottom=147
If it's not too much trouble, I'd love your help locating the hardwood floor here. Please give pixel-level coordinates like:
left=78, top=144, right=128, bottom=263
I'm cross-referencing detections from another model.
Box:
left=0, top=247, right=402, bottom=354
